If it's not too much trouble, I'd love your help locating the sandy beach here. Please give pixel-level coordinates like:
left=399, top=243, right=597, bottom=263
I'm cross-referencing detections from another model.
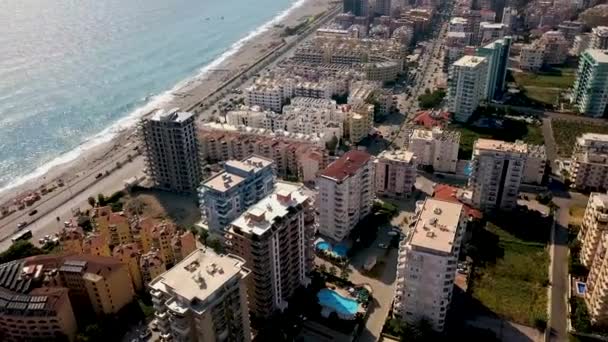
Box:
left=0, top=0, right=339, bottom=242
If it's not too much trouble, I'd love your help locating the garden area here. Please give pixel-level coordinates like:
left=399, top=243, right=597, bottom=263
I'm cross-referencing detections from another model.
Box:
left=449, top=112, right=544, bottom=159
left=509, top=68, right=576, bottom=108
left=417, top=89, right=446, bottom=109
left=467, top=209, right=551, bottom=329
left=552, top=120, right=608, bottom=157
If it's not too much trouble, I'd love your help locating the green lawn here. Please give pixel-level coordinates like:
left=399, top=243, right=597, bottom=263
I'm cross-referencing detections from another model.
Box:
left=469, top=211, right=550, bottom=327
left=512, top=68, right=576, bottom=106
left=451, top=119, right=544, bottom=159
left=552, top=119, right=608, bottom=157
left=513, top=68, right=576, bottom=89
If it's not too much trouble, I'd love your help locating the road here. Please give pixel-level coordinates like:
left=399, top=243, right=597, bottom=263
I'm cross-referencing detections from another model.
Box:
left=391, top=20, right=449, bottom=148
left=0, top=157, right=144, bottom=251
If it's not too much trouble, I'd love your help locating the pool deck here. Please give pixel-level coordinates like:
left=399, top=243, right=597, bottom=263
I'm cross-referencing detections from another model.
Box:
left=324, top=284, right=367, bottom=315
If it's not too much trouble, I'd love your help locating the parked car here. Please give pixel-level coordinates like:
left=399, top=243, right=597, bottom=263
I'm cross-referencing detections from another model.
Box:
left=28, top=209, right=38, bottom=216
left=16, top=221, right=28, bottom=230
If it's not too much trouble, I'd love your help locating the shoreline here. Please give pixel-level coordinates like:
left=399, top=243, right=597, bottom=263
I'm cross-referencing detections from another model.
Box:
left=0, top=0, right=338, bottom=208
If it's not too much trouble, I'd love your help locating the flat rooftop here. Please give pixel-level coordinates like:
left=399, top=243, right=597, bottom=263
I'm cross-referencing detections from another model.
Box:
left=585, top=49, right=608, bottom=63
left=229, top=181, right=309, bottom=236
left=377, top=150, right=415, bottom=163
left=150, top=108, right=193, bottom=123
left=454, top=55, right=486, bottom=68
left=225, top=155, right=274, bottom=173
left=202, top=171, right=245, bottom=193
left=590, top=192, right=608, bottom=208
left=474, top=138, right=528, bottom=153
left=410, top=198, right=463, bottom=254
left=149, top=248, right=247, bottom=302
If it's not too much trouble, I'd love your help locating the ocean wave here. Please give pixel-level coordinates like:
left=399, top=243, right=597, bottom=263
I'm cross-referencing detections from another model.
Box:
left=0, top=0, right=308, bottom=197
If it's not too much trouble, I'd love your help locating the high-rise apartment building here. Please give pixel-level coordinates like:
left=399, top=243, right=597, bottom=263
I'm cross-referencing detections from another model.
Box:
left=407, top=127, right=460, bottom=173
left=198, top=155, right=275, bottom=232
left=140, top=249, right=166, bottom=285
left=538, top=31, right=569, bottom=65
left=468, top=139, right=527, bottom=211
left=225, top=181, right=315, bottom=318
left=343, top=0, right=369, bottom=17
left=393, top=199, right=466, bottom=331
left=92, top=206, right=132, bottom=247
left=579, top=193, right=608, bottom=325
left=476, top=37, right=511, bottom=101
left=568, top=133, right=608, bottom=190
left=571, top=49, right=608, bottom=118
left=112, top=243, right=144, bottom=292
left=318, top=150, right=374, bottom=241
left=374, top=150, right=417, bottom=199
left=519, top=44, right=544, bottom=71
left=478, top=22, right=507, bottom=45
left=448, top=56, right=488, bottom=122
left=149, top=249, right=252, bottom=342
left=522, top=142, right=547, bottom=185
left=590, top=26, right=608, bottom=50
left=140, top=109, right=202, bottom=193
left=374, top=0, right=391, bottom=16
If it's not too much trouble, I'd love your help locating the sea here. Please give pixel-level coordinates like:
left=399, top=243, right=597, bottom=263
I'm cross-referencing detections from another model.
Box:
left=0, top=0, right=302, bottom=193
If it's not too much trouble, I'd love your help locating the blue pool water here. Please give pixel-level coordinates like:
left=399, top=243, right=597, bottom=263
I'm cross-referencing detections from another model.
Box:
left=464, top=162, right=472, bottom=176
left=333, top=244, right=349, bottom=257
left=317, top=289, right=358, bottom=315
left=316, top=241, right=331, bottom=251
left=577, top=282, right=587, bottom=294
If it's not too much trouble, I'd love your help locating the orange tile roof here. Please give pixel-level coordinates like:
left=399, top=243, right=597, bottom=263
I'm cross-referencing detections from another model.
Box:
left=432, top=184, right=482, bottom=219
left=320, top=150, right=372, bottom=181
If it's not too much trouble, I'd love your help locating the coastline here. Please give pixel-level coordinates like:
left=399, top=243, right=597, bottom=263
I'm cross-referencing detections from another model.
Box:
left=0, top=0, right=337, bottom=208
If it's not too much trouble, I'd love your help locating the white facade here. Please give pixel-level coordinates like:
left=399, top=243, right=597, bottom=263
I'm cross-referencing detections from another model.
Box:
left=226, top=98, right=344, bottom=143
left=317, top=150, right=374, bottom=241
left=449, top=17, right=468, bottom=33
left=522, top=143, right=547, bottom=185
left=479, top=22, right=506, bottom=45
left=375, top=150, right=417, bottom=199
left=468, top=139, right=527, bottom=211
left=568, top=133, right=608, bottom=190
left=393, top=199, right=466, bottom=332
left=590, top=26, right=608, bottom=50
left=245, top=78, right=294, bottom=112
left=408, top=127, right=460, bottom=173
left=519, top=44, right=544, bottom=71
left=148, top=249, right=252, bottom=342
left=448, top=56, right=488, bottom=122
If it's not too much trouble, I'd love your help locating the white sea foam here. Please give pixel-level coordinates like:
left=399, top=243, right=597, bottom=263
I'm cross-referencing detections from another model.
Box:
left=0, top=0, right=310, bottom=197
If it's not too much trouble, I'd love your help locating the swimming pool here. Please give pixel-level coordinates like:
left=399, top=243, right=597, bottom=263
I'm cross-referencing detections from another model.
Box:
left=317, top=289, right=359, bottom=316
left=316, top=241, right=331, bottom=251
left=464, top=162, right=472, bottom=176
left=333, top=244, right=349, bottom=257
left=576, top=281, right=587, bottom=295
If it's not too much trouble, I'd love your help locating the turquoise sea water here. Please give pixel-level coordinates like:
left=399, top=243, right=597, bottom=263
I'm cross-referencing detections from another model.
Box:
left=0, top=0, right=298, bottom=192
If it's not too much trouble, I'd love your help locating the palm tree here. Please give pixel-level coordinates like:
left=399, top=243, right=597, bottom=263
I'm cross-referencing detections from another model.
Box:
left=340, top=267, right=352, bottom=281
left=318, top=264, right=327, bottom=274
left=328, top=266, right=337, bottom=277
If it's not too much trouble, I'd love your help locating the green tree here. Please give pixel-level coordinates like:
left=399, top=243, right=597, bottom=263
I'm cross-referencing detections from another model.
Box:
left=0, top=241, right=44, bottom=264
left=340, top=267, right=352, bottom=281
left=325, top=135, right=339, bottom=153
left=318, top=264, right=327, bottom=274
left=207, top=239, right=224, bottom=254
left=87, top=196, right=96, bottom=207
left=97, top=194, right=106, bottom=206
left=328, top=266, right=337, bottom=277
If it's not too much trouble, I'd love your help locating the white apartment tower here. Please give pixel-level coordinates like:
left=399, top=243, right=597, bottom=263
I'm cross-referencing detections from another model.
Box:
left=590, top=26, right=608, bottom=50
left=568, top=133, right=608, bottom=190
left=148, top=249, right=252, bottom=342
left=375, top=150, right=417, bottom=199
left=393, top=199, right=466, bottom=331
left=140, top=109, right=202, bottom=193
left=468, top=139, right=527, bottom=211
left=407, top=127, right=460, bottom=173
left=578, top=193, right=608, bottom=325
left=225, top=182, right=315, bottom=318
left=448, top=56, right=488, bottom=122
left=318, top=150, right=374, bottom=241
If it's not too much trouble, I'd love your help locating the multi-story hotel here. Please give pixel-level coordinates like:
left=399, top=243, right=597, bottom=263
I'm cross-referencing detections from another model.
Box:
left=468, top=139, right=527, bottom=211
left=393, top=199, right=466, bottom=331
left=577, top=193, right=608, bottom=325
left=140, top=109, right=202, bottom=193
left=92, top=206, right=133, bottom=247
left=374, top=150, right=417, bottom=199
left=0, top=254, right=135, bottom=342
left=571, top=49, right=608, bottom=118
left=317, top=150, right=374, bottom=241
left=447, top=56, right=488, bottom=122
left=148, top=249, right=252, bottom=342
left=225, top=181, right=315, bottom=318
left=407, top=127, right=460, bottom=173
left=568, top=133, right=608, bottom=190
left=198, top=155, right=275, bottom=232
left=198, top=129, right=328, bottom=182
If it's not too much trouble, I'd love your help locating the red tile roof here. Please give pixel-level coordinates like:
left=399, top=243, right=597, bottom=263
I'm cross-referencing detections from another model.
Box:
left=413, top=110, right=451, bottom=128
left=320, top=150, right=372, bottom=182
left=432, top=184, right=482, bottom=219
